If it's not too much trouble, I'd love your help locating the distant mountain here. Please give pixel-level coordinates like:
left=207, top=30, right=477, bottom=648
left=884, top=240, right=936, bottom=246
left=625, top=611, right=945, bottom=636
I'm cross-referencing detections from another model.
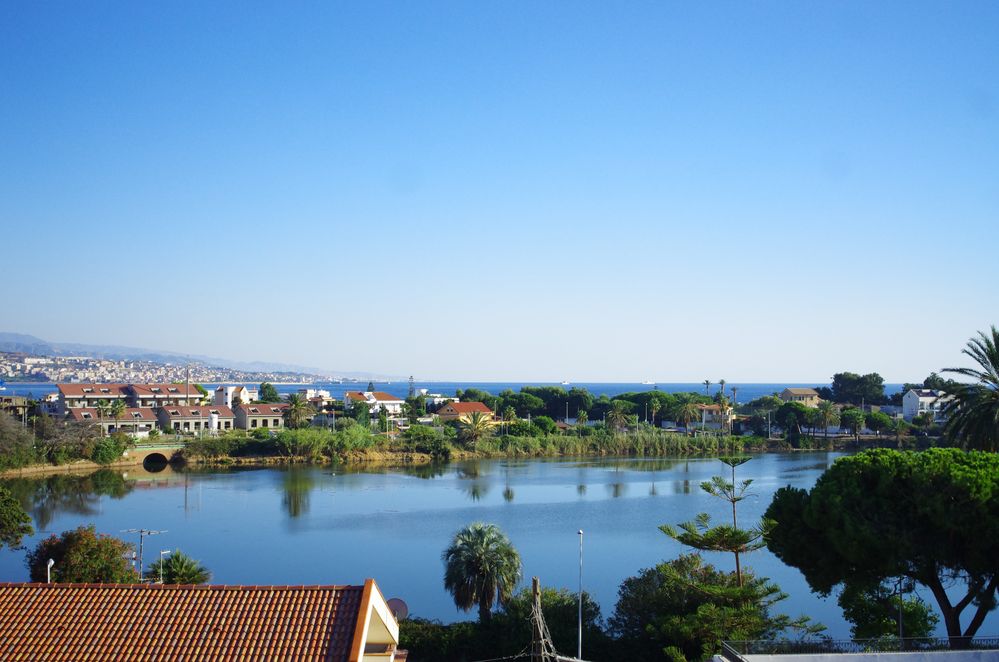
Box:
left=0, top=332, right=392, bottom=379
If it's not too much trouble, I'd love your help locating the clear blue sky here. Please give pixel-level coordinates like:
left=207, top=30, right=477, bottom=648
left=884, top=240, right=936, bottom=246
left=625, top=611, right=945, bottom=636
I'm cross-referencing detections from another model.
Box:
left=2, top=2, right=997, bottom=381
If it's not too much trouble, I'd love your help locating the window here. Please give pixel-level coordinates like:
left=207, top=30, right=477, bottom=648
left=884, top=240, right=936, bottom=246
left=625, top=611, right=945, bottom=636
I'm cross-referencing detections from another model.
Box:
left=251, top=420, right=257, bottom=428
left=262, top=420, right=268, bottom=427
left=82, top=413, right=92, bottom=419
left=273, top=419, right=280, bottom=427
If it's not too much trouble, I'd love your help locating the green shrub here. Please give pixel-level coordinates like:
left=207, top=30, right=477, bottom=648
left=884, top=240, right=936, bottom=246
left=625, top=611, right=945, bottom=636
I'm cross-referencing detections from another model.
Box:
left=91, top=435, right=127, bottom=465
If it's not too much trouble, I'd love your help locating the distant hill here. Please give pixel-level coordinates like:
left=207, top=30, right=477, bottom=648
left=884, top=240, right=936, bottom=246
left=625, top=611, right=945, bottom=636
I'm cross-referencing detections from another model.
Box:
left=0, top=332, right=391, bottom=379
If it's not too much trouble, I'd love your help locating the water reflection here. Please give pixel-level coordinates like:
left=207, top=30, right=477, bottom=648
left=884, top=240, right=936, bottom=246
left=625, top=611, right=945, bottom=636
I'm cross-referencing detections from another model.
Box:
left=4, top=470, right=135, bottom=531
left=606, top=482, right=627, bottom=498
left=282, top=468, right=315, bottom=519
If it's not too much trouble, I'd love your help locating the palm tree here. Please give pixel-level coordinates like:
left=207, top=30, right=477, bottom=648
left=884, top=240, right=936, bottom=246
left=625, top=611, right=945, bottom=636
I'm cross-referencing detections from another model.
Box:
left=606, top=402, right=630, bottom=431
left=703, top=380, right=711, bottom=396
left=718, top=379, right=726, bottom=396
left=442, top=522, right=522, bottom=623
left=731, top=386, right=739, bottom=405
left=460, top=411, right=493, bottom=449
left=284, top=393, right=316, bottom=429
left=941, top=325, right=999, bottom=451
left=673, top=400, right=701, bottom=433
left=95, top=399, right=111, bottom=436
left=816, top=401, right=839, bottom=439
left=109, top=400, right=126, bottom=434
left=501, top=406, right=516, bottom=435
left=576, top=410, right=588, bottom=437
left=145, top=550, right=211, bottom=584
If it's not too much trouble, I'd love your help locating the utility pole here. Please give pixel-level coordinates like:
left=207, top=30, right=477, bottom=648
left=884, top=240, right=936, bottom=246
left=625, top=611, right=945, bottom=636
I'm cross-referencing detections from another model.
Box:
left=531, top=576, right=543, bottom=662
left=578, top=530, right=584, bottom=661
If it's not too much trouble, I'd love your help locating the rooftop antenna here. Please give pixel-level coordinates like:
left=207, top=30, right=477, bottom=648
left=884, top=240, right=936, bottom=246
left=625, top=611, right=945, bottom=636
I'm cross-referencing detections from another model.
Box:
left=121, top=528, right=166, bottom=580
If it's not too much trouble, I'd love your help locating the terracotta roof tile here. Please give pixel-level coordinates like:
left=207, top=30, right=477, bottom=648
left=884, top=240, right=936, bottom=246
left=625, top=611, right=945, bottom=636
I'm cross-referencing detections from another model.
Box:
left=345, top=392, right=404, bottom=402
left=0, top=583, right=364, bottom=662
left=67, top=408, right=158, bottom=422
left=160, top=405, right=235, bottom=419
left=445, top=401, right=494, bottom=414
left=237, top=404, right=289, bottom=415
left=56, top=384, right=131, bottom=398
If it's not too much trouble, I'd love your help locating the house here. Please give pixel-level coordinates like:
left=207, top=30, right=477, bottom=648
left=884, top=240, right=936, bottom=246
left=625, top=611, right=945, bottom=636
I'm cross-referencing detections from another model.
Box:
left=779, top=388, right=821, bottom=407
left=214, top=385, right=258, bottom=408
left=235, top=403, right=290, bottom=430
left=696, top=403, right=735, bottom=429
left=902, top=388, right=953, bottom=422
left=344, top=392, right=406, bottom=416
left=157, top=405, right=235, bottom=434
left=0, top=580, right=403, bottom=662
left=67, top=407, right=159, bottom=435
left=437, top=401, right=495, bottom=423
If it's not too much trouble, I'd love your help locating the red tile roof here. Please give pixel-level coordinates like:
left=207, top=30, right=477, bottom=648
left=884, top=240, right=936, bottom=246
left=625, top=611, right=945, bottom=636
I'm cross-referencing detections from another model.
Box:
left=130, top=383, right=202, bottom=397
left=67, top=407, right=158, bottom=422
left=0, top=583, right=364, bottom=661
left=345, top=391, right=404, bottom=402
left=56, top=384, right=130, bottom=398
left=445, top=401, right=494, bottom=414
left=238, top=403, right=290, bottom=415
left=159, top=405, right=235, bottom=419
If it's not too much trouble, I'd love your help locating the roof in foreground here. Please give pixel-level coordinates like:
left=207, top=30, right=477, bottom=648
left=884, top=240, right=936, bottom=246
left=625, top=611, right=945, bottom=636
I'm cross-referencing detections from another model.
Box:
left=0, top=583, right=364, bottom=662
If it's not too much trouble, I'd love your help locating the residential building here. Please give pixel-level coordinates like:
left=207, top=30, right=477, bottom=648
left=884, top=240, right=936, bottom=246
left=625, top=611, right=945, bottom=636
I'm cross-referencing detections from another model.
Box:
left=66, top=408, right=158, bottom=435
left=344, top=391, right=406, bottom=416
left=129, top=383, right=205, bottom=408
left=697, top=403, right=735, bottom=429
left=902, top=388, right=953, bottom=422
left=56, top=383, right=203, bottom=414
left=214, top=385, right=258, bottom=408
left=437, top=401, right=495, bottom=423
left=157, top=405, right=235, bottom=434
left=0, top=580, right=403, bottom=662
left=235, top=403, right=290, bottom=430
left=0, top=395, right=29, bottom=420
left=779, top=388, right=821, bottom=407
left=55, top=384, right=131, bottom=413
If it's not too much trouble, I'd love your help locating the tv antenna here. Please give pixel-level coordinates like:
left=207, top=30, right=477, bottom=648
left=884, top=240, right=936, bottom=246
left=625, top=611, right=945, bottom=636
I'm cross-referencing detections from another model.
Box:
left=121, top=528, right=166, bottom=579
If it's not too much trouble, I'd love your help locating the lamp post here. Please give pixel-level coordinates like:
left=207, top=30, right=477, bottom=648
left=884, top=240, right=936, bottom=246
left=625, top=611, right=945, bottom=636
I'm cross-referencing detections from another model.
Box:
left=47, top=558, right=55, bottom=584
left=159, top=550, right=172, bottom=584
left=577, top=529, right=583, bottom=661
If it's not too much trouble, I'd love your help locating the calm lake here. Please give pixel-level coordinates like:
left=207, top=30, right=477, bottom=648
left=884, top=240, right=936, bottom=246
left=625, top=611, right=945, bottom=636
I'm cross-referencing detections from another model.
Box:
left=1, top=453, right=988, bottom=639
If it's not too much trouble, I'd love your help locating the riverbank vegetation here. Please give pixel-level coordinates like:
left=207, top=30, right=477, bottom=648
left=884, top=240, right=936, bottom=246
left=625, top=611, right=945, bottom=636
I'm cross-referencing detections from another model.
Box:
left=179, top=424, right=779, bottom=466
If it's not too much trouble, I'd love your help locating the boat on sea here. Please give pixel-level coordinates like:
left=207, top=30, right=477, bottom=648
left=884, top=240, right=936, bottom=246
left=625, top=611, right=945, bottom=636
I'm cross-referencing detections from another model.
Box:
left=641, top=380, right=655, bottom=385
left=560, top=381, right=570, bottom=385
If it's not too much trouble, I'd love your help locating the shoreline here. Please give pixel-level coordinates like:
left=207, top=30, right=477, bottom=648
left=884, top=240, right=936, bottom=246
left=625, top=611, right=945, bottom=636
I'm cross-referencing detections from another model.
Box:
left=0, top=439, right=875, bottom=480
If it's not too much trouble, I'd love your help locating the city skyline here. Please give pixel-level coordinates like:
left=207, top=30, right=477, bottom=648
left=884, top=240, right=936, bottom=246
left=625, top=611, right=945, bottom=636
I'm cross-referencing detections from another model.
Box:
left=3, top=2, right=997, bottom=381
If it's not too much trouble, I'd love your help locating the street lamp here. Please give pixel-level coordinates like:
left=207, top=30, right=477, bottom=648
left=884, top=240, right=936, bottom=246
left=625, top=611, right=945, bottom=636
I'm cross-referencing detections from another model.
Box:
left=159, top=550, right=172, bottom=584
left=46, top=558, right=55, bottom=584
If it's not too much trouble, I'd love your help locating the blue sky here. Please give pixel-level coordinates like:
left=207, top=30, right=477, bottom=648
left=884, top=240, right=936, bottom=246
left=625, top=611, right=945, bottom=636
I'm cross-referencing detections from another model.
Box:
left=2, top=2, right=997, bottom=381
